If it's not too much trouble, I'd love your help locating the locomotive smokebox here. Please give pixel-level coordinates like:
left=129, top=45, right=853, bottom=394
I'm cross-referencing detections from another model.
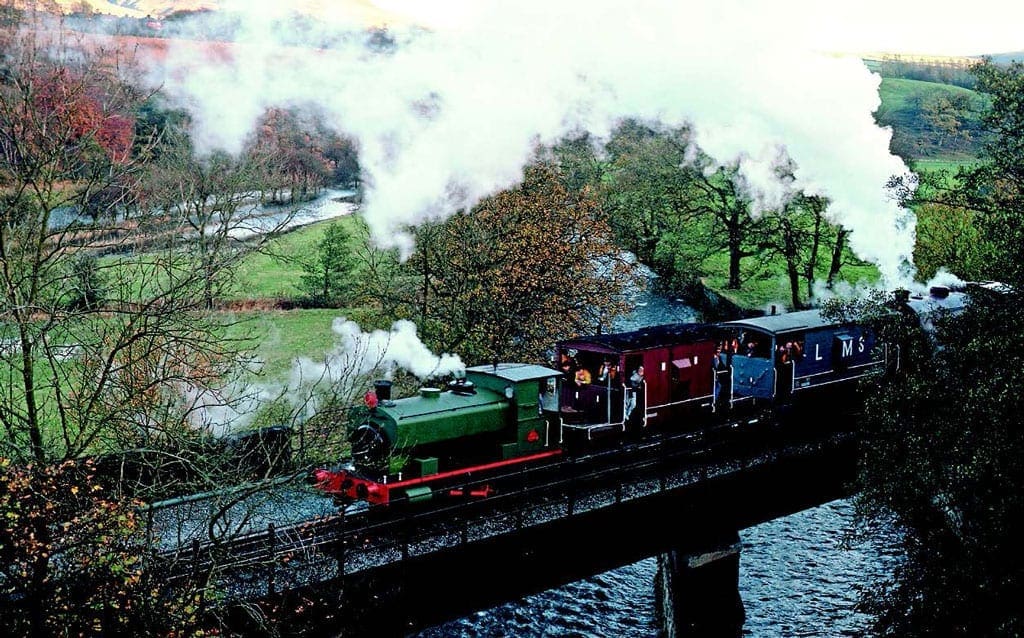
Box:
left=373, top=379, right=392, bottom=401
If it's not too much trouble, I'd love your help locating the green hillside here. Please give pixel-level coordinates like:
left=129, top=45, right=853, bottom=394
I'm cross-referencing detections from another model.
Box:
left=876, top=77, right=988, bottom=164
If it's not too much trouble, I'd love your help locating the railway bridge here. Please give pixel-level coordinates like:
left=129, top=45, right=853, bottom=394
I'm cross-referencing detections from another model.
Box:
left=149, top=414, right=859, bottom=636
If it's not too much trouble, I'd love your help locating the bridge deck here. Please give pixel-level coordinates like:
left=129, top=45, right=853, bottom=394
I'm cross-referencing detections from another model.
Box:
left=148, top=418, right=858, bottom=609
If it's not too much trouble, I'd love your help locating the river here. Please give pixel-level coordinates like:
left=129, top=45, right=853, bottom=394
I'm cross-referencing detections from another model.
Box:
left=415, top=286, right=903, bottom=637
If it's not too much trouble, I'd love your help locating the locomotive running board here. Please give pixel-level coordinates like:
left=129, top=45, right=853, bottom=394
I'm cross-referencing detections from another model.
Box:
left=562, top=422, right=626, bottom=441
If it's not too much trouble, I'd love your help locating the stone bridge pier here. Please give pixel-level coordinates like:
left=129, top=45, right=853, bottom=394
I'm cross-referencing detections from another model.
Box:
left=656, top=531, right=744, bottom=637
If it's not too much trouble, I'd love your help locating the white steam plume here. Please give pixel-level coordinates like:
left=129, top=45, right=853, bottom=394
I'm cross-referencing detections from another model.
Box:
left=186, top=318, right=463, bottom=434
left=293, top=318, right=464, bottom=385
left=152, top=0, right=916, bottom=284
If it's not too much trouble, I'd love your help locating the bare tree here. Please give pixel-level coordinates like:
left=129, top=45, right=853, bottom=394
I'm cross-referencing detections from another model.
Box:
left=0, top=18, right=281, bottom=634
left=758, top=194, right=832, bottom=309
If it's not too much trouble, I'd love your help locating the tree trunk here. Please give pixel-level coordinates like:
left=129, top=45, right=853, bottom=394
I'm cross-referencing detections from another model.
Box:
left=827, top=229, right=849, bottom=287
left=19, top=330, right=45, bottom=462
left=782, top=220, right=803, bottom=309
left=203, top=253, right=216, bottom=310
left=787, top=260, right=801, bottom=310
left=806, top=212, right=823, bottom=301
left=727, top=209, right=743, bottom=289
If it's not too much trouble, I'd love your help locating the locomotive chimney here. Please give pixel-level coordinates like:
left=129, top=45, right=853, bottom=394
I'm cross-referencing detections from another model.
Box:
left=894, top=288, right=910, bottom=304
left=373, top=379, right=392, bottom=401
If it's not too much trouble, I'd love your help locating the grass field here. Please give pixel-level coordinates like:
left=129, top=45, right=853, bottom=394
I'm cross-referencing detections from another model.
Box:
left=223, top=307, right=380, bottom=379
left=228, top=213, right=364, bottom=300
left=910, top=157, right=979, bottom=173
left=877, top=77, right=982, bottom=114
left=223, top=213, right=378, bottom=381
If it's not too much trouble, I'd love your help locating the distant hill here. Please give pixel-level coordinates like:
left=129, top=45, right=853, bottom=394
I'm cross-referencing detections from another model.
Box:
left=987, top=51, right=1024, bottom=65
left=53, top=0, right=399, bottom=23
left=52, top=0, right=210, bottom=18
left=876, top=78, right=988, bottom=163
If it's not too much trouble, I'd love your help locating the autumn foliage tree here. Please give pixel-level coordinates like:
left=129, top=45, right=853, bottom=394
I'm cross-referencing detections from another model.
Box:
left=0, top=25, right=146, bottom=463
left=397, top=161, right=639, bottom=364
left=249, top=107, right=336, bottom=203
left=0, top=459, right=146, bottom=636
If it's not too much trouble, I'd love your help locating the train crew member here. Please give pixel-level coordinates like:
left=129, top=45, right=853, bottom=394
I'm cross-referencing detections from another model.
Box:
left=575, top=367, right=592, bottom=385
left=789, top=341, right=804, bottom=361
left=713, top=345, right=729, bottom=403
left=630, top=365, right=645, bottom=388
left=559, top=352, right=575, bottom=373
left=776, top=344, right=789, bottom=364
left=626, top=365, right=645, bottom=418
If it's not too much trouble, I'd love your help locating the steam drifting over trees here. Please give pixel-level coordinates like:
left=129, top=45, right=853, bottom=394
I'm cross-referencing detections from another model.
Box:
left=153, top=0, right=917, bottom=286
left=388, top=161, right=639, bottom=364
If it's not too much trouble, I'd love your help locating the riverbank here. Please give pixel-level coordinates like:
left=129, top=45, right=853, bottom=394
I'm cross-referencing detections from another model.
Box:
left=674, top=280, right=761, bottom=322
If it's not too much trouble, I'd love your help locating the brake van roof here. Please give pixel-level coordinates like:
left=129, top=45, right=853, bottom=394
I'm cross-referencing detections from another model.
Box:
left=719, top=308, right=836, bottom=335
left=557, top=323, right=718, bottom=354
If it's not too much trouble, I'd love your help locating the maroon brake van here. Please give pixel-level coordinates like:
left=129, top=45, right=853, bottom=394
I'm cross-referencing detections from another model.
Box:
left=554, top=323, right=720, bottom=442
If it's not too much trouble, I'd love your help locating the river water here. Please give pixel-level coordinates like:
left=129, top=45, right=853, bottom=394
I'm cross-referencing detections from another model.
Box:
left=418, top=499, right=900, bottom=637
left=416, top=287, right=903, bottom=637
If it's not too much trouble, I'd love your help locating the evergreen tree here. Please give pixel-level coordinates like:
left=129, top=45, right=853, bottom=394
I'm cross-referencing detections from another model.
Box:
left=300, top=222, right=356, bottom=306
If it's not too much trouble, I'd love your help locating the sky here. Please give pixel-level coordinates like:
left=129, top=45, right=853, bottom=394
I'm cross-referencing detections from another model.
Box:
left=792, top=1, right=1024, bottom=56
left=368, top=0, right=1024, bottom=57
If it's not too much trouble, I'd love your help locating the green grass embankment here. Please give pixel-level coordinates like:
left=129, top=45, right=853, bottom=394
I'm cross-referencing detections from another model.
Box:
left=699, top=249, right=880, bottom=313
left=230, top=220, right=340, bottom=301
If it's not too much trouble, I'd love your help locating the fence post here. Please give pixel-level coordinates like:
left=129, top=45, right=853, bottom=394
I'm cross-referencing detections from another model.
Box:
left=567, top=475, right=575, bottom=517
left=191, top=539, right=201, bottom=582
left=267, top=523, right=276, bottom=596
left=190, top=539, right=205, bottom=620
left=339, top=508, right=347, bottom=576
left=145, top=507, right=154, bottom=551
